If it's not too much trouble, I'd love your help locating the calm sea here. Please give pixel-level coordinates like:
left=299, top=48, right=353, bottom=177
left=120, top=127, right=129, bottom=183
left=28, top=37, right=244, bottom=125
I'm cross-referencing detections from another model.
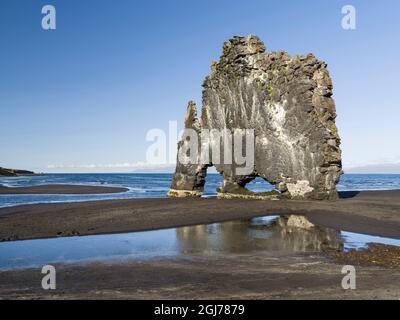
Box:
left=0, top=173, right=399, bottom=208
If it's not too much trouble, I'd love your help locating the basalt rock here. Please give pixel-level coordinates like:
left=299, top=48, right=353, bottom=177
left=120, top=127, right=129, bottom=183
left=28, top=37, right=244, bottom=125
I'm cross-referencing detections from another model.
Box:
left=0, top=167, right=35, bottom=177
left=168, top=35, right=342, bottom=200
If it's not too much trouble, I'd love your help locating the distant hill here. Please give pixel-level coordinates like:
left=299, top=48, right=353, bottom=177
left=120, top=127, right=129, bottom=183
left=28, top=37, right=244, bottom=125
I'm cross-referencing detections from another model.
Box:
left=345, top=163, right=400, bottom=174
left=0, top=167, right=35, bottom=177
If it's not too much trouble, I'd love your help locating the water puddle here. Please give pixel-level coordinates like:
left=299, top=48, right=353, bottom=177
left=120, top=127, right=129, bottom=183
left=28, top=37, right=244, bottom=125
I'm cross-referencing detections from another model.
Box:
left=0, top=215, right=399, bottom=270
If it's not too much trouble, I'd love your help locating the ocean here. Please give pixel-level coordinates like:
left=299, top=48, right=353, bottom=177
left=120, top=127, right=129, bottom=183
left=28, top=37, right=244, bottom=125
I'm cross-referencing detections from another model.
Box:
left=0, top=173, right=400, bottom=208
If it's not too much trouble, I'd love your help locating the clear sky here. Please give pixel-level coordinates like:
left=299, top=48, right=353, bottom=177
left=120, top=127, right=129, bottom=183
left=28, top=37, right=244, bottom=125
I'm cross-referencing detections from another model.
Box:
left=1, top=0, right=399, bottom=172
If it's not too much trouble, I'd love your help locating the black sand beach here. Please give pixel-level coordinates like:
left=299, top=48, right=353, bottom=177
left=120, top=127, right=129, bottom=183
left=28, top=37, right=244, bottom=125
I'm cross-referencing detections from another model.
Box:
left=0, top=190, right=399, bottom=241
left=0, top=189, right=399, bottom=300
left=1, top=251, right=399, bottom=300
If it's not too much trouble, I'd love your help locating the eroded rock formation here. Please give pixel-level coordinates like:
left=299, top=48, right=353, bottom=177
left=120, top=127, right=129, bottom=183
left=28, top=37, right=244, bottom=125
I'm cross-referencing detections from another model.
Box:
left=169, top=35, right=342, bottom=200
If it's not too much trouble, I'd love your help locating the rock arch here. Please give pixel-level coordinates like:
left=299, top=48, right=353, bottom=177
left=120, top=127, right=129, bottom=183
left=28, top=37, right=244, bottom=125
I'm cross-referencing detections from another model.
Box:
left=168, top=35, right=342, bottom=200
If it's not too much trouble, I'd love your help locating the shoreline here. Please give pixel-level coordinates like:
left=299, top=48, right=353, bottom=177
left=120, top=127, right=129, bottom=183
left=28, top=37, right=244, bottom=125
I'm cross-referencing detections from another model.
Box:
left=1, top=190, right=400, bottom=300
left=0, top=184, right=129, bottom=195
left=0, top=190, right=399, bottom=242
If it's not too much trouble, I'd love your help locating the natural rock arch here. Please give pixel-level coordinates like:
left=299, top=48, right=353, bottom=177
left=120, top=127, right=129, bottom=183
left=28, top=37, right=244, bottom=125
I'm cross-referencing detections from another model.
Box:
left=168, top=35, right=342, bottom=200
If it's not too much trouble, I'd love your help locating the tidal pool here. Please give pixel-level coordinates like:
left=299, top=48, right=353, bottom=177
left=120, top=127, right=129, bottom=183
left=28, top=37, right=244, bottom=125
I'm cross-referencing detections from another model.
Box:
left=0, top=215, right=399, bottom=270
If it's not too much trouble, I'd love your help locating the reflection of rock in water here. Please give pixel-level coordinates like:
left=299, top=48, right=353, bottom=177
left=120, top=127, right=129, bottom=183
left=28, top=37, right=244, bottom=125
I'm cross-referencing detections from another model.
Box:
left=276, top=215, right=343, bottom=252
left=286, top=215, right=315, bottom=229
left=175, top=215, right=343, bottom=255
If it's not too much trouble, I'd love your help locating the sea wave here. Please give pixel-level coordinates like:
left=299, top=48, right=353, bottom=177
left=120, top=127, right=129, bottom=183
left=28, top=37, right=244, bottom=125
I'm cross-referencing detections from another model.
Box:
left=1, top=173, right=400, bottom=208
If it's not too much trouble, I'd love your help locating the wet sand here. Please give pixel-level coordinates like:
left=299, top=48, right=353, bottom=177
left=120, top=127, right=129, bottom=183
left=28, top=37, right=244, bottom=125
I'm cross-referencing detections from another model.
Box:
left=0, top=184, right=129, bottom=195
left=0, top=190, right=399, bottom=299
left=1, top=252, right=399, bottom=300
left=0, top=190, right=399, bottom=241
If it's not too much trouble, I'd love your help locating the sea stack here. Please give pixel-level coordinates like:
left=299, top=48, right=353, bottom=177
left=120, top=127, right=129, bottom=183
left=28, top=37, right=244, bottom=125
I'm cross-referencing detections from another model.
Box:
left=169, top=35, right=342, bottom=200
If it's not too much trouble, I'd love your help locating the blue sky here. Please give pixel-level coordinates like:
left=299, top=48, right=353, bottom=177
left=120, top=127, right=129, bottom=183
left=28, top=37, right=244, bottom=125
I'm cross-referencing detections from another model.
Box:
left=1, top=0, right=399, bottom=172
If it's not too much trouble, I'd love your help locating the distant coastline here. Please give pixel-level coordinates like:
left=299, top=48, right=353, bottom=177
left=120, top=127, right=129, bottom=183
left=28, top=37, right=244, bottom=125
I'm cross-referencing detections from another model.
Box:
left=0, top=167, right=38, bottom=177
left=345, top=163, right=400, bottom=174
